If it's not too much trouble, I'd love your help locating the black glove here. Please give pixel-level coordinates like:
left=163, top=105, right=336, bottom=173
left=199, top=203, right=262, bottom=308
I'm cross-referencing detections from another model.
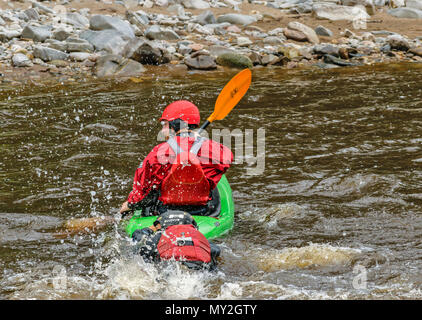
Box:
left=132, top=227, right=153, bottom=242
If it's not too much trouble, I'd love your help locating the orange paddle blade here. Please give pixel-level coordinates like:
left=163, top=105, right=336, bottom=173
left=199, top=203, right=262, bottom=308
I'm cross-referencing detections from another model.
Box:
left=208, top=68, right=252, bottom=123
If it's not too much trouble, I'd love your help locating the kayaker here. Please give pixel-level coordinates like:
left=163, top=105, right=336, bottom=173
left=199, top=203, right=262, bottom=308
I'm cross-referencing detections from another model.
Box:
left=119, top=100, right=233, bottom=217
left=132, top=210, right=221, bottom=270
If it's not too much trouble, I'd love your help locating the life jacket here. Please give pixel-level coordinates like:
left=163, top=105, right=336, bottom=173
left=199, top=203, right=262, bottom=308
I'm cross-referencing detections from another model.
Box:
left=159, top=136, right=210, bottom=206
left=157, top=224, right=211, bottom=264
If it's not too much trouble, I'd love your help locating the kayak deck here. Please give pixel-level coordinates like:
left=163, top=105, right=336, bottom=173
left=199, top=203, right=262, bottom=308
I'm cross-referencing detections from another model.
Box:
left=123, top=175, right=235, bottom=240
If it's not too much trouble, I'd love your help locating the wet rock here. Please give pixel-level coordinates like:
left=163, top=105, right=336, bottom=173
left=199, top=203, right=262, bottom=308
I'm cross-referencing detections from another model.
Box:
left=216, top=14, right=257, bottom=26
left=323, top=54, right=360, bottom=66
left=387, top=34, right=411, bottom=51
left=122, top=38, right=171, bottom=65
left=96, top=54, right=146, bottom=77
left=216, top=52, right=253, bottom=69
left=313, top=4, right=370, bottom=21
left=315, top=25, right=333, bottom=37
left=184, top=54, right=217, bottom=70
left=33, top=45, right=69, bottom=62
left=80, top=30, right=128, bottom=55
left=287, top=22, right=319, bottom=44
left=21, top=24, right=52, bottom=42
left=194, top=10, right=216, bottom=25
left=12, top=53, right=33, bottom=67
left=283, top=28, right=307, bottom=42
left=90, top=15, right=135, bottom=39
left=145, top=25, right=180, bottom=40
left=387, top=7, right=422, bottom=19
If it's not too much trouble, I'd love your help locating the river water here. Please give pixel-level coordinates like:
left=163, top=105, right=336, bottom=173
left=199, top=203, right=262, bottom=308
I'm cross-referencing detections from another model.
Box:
left=1, top=63, right=422, bottom=299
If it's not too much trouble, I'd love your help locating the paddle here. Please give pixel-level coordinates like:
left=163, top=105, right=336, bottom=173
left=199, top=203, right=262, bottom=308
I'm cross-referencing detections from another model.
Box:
left=61, top=68, right=252, bottom=235
left=198, top=68, right=252, bottom=134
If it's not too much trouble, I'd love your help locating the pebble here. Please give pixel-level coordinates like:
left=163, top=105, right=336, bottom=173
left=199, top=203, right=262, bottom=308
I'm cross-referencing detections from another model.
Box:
left=0, top=1, right=416, bottom=79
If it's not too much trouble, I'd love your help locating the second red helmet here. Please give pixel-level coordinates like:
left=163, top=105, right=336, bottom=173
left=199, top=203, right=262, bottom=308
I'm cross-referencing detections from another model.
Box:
left=160, top=100, right=200, bottom=125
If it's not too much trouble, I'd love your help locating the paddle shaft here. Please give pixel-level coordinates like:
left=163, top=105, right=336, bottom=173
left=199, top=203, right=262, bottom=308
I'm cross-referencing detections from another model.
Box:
left=198, top=120, right=211, bottom=135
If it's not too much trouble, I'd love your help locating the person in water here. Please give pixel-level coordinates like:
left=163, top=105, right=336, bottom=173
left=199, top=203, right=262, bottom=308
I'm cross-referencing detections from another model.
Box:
left=132, top=210, right=221, bottom=270
left=119, top=100, right=233, bottom=217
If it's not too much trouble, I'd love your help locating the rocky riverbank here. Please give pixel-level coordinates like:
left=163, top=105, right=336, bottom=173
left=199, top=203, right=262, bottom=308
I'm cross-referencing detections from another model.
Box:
left=0, top=0, right=422, bottom=84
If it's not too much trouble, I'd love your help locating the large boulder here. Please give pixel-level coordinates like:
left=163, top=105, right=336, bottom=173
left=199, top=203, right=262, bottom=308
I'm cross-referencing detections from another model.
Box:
left=33, top=45, right=69, bottom=62
left=96, top=55, right=146, bottom=77
left=122, top=38, right=171, bottom=65
left=216, top=52, right=253, bottom=69
left=216, top=14, right=257, bottom=26
left=21, top=24, right=52, bottom=42
left=387, top=7, right=422, bottom=18
left=80, top=30, right=128, bottom=55
left=90, top=15, right=135, bottom=39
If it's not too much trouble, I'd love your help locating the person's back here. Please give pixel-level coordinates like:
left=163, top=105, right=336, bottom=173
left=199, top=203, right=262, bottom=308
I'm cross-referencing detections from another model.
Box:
left=120, top=100, right=233, bottom=217
left=132, top=210, right=221, bottom=270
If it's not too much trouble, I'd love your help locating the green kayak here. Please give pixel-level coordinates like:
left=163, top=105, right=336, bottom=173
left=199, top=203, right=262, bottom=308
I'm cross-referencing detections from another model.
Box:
left=123, top=174, right=235, bottom=240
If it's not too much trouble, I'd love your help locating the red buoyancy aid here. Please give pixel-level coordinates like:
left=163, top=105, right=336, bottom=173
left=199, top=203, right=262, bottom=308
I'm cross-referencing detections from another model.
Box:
left=157, top=224, right=211, bottom=264
left=159, top=136, right=210, bottom=206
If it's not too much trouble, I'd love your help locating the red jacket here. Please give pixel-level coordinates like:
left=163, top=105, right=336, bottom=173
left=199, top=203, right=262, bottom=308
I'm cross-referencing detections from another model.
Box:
left=127, top=136, right=233, bottom=205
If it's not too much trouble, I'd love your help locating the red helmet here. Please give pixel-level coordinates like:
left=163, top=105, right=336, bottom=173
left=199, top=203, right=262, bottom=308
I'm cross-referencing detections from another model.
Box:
left=160, top=100, right=200, bottom=125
